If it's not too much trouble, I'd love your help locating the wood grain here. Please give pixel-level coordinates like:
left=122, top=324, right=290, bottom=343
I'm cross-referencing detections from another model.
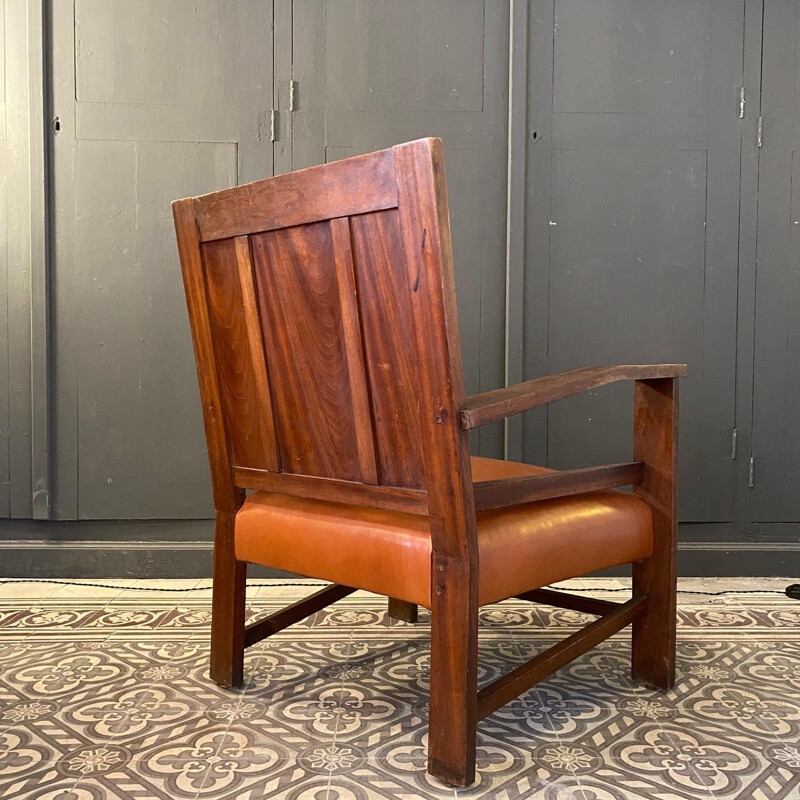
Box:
left=516, top=588, right=621, bottom=616
left=477, top=596, right=647, bottom=720
left=388, top=598, right=419, bottom=623
left=394, top=139, right=478, bottom=788
left=251, top=220, right=369, bottom=482
left=461, top=364, right=688, bottom=429
left=203, top=236, right=279, bottom=472
left=193, top=148, right=397, bottom=241
left=233, top=236, right=279, bottom=471
left=173, top=139, right=685, bottom=788
left=473, top=461, right=644, bottom=511
left=233, top=466, right=427, bottom=514
left=172, top=199, right=243, bottom=514
left=350, top=209, right=426, bottom=488
left=632, top=378, right=679, bottom=690
left=209, top=510, right=246, bottom=688
left=330, top=217, right=379, bottom=484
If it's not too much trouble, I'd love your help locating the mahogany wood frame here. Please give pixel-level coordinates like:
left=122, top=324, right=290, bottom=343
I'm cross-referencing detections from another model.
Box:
left=173, top=139, right=684, bottom=788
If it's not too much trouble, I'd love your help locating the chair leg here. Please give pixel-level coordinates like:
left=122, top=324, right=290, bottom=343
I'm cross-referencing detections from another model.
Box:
left=427, top=559, right=478, bottom=788
left=631, top=531, right=677, bottom=690
left=631, top=377, right=678, bottom=691
left=209, top=510, right=247, bottom=689
left=388, top=597, right=418, bottom=623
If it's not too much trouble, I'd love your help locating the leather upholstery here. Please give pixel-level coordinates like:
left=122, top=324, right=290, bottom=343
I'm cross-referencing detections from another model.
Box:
left=235, top=456, right=653, bottom=607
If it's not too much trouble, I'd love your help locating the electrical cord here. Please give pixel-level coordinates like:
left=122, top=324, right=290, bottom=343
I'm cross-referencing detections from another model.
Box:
left=0, top=578, right=794, bottom=597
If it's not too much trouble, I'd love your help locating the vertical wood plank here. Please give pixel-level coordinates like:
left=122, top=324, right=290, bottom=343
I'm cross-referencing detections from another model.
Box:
left=233, top=235, right=280, bottom=472
left=632, top=377, right=678, bottom=690
left=330, top=217, right=378, bottom=484
left=394, top=139, right=478, bottom=788
left=172, top=199, right=242, bottom=514
left=350, top=210, right=426, bottom=488
left=204, top=237, right=279, bottom=473
left=251, top=221, right=369, bottom=482
left=394, top=140, right=477, bottom=558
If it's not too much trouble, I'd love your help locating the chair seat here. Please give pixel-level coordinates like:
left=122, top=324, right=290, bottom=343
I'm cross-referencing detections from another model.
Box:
left=235, top=456, right=653, bottom=607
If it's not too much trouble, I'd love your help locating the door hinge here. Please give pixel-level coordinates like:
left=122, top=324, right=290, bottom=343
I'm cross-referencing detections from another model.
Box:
left=270, top=109, right=278, bottom=142
left=757, top=116, right=764, bottom=148
left=748, top=456, right=755, bottom=487
left=731, top=428, right=738, bottom=460
left=739, top=86, right=746, bottom=119
left=289, top=80, right=298, bottom=112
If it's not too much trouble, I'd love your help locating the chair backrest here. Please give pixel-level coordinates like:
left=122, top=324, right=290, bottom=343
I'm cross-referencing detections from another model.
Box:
left=173, top=139, right=475, bottom=535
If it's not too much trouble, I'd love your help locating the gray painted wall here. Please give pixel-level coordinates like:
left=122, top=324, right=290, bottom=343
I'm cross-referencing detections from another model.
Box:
left=0, top=0, right=798, bottom=577
left=524, top=0, right=742, bottom=527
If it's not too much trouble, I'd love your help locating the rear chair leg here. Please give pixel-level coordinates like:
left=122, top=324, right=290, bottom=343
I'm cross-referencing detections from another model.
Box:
left=427, top=559, right=478, bottom=788
left=210, top=510, right=247, bottom=688
left=388, top=597, right=419, bottom=623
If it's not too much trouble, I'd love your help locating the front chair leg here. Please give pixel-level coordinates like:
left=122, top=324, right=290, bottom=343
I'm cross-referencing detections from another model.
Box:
left=427, top=558, right=478, bottom=788
left=631, top=378, right=678, bottom=690
left=388, top=597, right=418, bottom=623
left=632, top=548, right=676, bottom=690
left=210, top=510, right=247, bottom=688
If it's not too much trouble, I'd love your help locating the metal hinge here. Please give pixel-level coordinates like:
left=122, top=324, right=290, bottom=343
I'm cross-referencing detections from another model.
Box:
left=749, top=456, right=755, bottom=488
left=270, top=109, right=278, bottom=142
left=757, top=116, right=764, bottom=148
left=731, top=428, right=738, bottom=460
left=739, top=86, right=746, bottom=119
left=289, top=80, right=298, bottom=112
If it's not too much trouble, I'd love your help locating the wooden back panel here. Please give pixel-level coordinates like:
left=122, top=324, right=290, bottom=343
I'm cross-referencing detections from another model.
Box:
left=173, top=140, right=474, bottom=535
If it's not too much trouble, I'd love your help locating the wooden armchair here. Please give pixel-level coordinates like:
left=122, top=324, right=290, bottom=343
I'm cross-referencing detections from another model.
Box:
left=172, top=138, right=684, bottom=788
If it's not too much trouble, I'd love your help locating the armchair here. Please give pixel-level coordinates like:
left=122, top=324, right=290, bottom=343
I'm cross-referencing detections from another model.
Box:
left=173, top=138, right=684, bottom=787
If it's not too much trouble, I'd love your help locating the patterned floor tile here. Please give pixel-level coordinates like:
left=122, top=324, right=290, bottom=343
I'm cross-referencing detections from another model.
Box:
left=5, top=769, right=80, bottom=800
left=1, top=580, right=799, bottom=799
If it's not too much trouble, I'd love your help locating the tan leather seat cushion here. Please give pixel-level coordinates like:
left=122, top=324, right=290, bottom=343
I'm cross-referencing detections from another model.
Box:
left=235, top=457, right=653, bottom=607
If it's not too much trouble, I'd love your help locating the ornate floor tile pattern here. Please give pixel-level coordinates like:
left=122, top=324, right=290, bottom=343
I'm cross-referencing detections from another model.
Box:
left=0, top=579, right=798, bottom=799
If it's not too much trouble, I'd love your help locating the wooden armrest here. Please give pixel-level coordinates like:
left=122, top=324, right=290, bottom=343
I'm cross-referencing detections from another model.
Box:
left=460, top=364, right=687, bottom=430
left=473, top=462, right=645, bottom=511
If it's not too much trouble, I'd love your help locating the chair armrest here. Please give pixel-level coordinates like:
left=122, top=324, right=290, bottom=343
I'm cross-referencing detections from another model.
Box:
left=460, top=364, right=687, bottom=430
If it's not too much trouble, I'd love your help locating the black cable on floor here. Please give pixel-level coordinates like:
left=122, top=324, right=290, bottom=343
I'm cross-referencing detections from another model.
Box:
left=0, top=578, right=793, bottom=597
left=0, top=578, right=328, bottom=592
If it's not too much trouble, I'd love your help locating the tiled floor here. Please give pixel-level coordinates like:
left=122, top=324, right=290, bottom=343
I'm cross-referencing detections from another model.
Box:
left=0, top=577, right=798, bottom=800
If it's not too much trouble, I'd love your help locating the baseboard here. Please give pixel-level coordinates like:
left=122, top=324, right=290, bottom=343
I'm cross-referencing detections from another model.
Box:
left=0, top=519, right=286, bottom=578
left=0, top=526, right=797, bottom=579
left=598, top=541, right=800, bottom=579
